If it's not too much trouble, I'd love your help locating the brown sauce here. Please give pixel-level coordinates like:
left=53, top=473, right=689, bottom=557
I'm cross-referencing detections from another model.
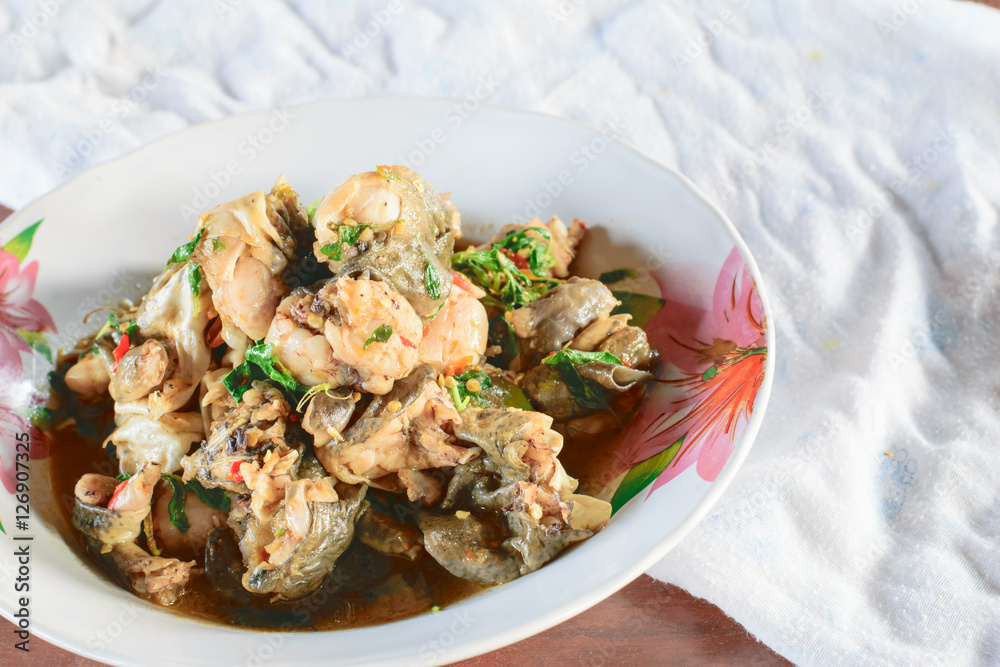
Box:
left=47, top=419, right=623, bottom=630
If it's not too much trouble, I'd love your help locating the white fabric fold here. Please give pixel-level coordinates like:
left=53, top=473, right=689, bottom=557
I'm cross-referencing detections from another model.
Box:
left=2, top=0, right=999, bottom=663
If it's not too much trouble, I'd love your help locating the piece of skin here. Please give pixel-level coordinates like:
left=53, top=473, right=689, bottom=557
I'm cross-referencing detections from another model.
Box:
left=192, top=176, right=306, bottom=345
left=506, top=277, right=619, bottom=367
left=134, top=262, right=213, bottom=419
left=355, top=506, right=423, bottom=560
left=315, top=364, right=476, bottom=490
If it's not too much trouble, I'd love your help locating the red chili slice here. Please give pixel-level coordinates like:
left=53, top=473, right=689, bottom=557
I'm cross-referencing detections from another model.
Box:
left=230, top=460, right=244, bottom=483
left=501, top=248, right=529, bottom=271
left=399, top=336, right=417, bottom=349
left=112, top=333, right=130, bottom=373
left=450, top=270, right=474, bottom=293
left=205, top=316, right=224, bottom=349
left=107, top=479, right=129, bottom=510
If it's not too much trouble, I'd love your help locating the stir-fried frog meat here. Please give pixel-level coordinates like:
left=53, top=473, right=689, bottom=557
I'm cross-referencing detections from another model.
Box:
left=54, top=165, right=661, bottom=622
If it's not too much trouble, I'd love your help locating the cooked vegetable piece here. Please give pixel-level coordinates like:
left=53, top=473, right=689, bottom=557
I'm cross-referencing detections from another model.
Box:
left=476, top=372, right=534, bottom=411
left=451, top=229, right=560, bottom=309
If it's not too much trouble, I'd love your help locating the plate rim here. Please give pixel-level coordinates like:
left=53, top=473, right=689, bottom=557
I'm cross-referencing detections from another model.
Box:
left=0, top=95, right=777, bottom=667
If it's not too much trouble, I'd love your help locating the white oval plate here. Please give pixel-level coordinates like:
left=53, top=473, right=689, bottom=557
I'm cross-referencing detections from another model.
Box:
left=0, top=97, right=775, bottom=666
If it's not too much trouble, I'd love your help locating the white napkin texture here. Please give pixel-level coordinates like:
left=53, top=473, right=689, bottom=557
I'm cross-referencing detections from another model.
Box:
left=2, top=1, right=1000, bottom=664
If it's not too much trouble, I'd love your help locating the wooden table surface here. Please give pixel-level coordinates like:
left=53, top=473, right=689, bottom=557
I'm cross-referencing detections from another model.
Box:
left=0, top=574, right=787, bottom=666
left=0, top=201, right=786, bottom=665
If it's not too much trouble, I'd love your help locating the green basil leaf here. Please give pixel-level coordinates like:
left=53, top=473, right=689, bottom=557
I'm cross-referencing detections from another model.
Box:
left=425, top=260, right=442, bottom=301
left=477, top=374, right=534, bottom=411
left=491, top=227, right=555, bottom=276
left=166, top=228, right=205, bottom=268
left=552, top=359, right=608, bottom=410
left=542, top=349, right=625, bottom=411
left=319, top=242, right=343, bottom=261
left=161, top=474, right=190, bottom=534
left=487, top=314, right=520, bottom=367
left=245, top=342, right=310, bottom=394
left=452, top=243, right=558, bottom=310
left=222, top=360, right=256, bottom=402
left=211, top=237, right=226, bottom=253
left=94, top=311, right=120, bottom=340
left=451, top=370, right=493, bottom=409
left=306, top=198, right=323, bottom=221
left=542, top=349, right=624, bottom=367
left=188, top=262, right=203, bottom=298
left=364, top=324, right=393, bottom=350
left=124, top=320, right=139, bottom=342
left=609, top=437, right=683, bottom=515
left=338, top=224, right=369, bottom=247
left=185, top=479, right=231, bottom=512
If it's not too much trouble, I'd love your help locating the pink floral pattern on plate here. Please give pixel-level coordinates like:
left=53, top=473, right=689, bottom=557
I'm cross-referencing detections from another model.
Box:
left=609, top=247, right=768, bottom=512
left=0, top=220, right=56, bottom=495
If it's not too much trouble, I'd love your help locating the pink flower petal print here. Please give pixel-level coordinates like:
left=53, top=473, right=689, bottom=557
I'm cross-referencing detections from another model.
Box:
left=0, top=249, right=57, bottom=333
left=611, top=247, right=767, bottom=494
left=0, top=351, right=49, bottom=493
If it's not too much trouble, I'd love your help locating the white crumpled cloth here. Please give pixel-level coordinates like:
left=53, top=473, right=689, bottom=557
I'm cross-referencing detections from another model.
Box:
left=2, top=0, right=999, bottom=664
